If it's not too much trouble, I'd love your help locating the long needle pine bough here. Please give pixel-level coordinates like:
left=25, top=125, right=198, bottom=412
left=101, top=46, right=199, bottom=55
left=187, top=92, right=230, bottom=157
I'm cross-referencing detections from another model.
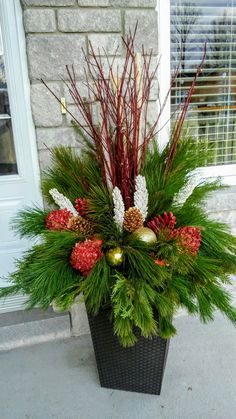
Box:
left=1, top=30, right=236, bottom=347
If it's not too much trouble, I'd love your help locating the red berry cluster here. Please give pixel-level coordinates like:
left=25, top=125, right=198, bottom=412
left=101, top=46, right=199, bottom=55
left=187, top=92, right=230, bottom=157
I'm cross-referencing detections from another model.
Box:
left=45, top=209, right=72, bottom=231
left=70, top=239, right=103, bottom=276
left=154, top=259, right=167, bottom=267
left=174, top=227, right=201, bottom=256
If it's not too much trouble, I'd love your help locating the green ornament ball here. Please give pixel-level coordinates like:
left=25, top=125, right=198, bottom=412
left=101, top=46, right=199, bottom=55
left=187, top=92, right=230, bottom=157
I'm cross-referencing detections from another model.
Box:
left=133, top=227, right=157, bottom=244
left=106, top=247, right=124, bottom=266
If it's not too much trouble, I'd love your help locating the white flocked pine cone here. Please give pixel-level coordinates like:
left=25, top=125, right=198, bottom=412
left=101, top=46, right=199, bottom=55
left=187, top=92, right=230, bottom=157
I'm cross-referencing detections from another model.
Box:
left=134, top=175, right=148, bottom=220
left=112, top=186, right=125, bottom=232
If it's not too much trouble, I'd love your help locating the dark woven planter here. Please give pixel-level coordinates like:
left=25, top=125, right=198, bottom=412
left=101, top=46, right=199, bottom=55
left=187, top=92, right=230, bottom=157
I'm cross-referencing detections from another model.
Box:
left=87, top=308, right=169, bottom=395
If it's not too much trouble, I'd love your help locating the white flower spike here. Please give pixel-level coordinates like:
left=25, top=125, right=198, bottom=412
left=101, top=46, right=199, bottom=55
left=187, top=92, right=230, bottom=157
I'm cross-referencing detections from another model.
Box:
left=112, top=186, right=125, bottom=232
left=49, top=188, right=78, bottom=216
left=134, top=175, right=148, bottom=220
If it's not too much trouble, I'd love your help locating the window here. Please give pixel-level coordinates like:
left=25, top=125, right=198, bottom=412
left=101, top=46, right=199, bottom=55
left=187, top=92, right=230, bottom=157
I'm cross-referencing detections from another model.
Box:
left=0, top=26, right=17, bottom=175
left=158, top=0, right=236, bottom=184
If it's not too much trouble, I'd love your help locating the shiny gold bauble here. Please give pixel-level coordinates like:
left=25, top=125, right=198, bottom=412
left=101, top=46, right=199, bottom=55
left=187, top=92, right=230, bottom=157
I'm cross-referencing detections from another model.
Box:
left=106, top=247, right=124, bottom=266
left=133, top=227, right=157, bottom=244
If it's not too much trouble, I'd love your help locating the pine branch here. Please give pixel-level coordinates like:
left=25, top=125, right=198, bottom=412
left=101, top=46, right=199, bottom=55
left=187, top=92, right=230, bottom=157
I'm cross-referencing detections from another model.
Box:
left=41, top=147, right=101, bottom=204
left=11, top=206, right=48, bottom=238
left=80, top=256, right=112, bottom=313
left=0, top=231, right=82, bottom=310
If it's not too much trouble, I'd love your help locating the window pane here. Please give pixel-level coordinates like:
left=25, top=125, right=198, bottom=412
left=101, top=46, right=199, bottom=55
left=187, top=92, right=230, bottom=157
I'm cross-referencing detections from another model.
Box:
left=170, top=0, right=236, bottom=165
left=0, top=28, right=17, bottom=175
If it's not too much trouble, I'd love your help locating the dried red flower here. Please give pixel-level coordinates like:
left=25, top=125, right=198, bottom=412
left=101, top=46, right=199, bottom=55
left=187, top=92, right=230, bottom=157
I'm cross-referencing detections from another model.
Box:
left=154, top=259, right=167, bottom=267
left=147, top=212, right=177, bottom=234
left=45, top=209, right=72, bottom=231
left=74, top=198, right=89, bottom=216
left=70, top=239, right=103, bottom=276
left=174, top=227, right=201, bottom=256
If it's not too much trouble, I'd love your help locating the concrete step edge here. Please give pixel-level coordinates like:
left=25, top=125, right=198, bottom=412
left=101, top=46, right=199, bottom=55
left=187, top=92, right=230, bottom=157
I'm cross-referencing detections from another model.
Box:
left=0, top=315, right=71, bottom=352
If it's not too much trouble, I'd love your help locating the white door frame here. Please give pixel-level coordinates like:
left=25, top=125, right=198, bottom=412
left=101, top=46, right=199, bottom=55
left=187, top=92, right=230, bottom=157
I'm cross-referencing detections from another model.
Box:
left=0, top=0, right=43, bottom=312
left=0, top=0, right=41, bottom=185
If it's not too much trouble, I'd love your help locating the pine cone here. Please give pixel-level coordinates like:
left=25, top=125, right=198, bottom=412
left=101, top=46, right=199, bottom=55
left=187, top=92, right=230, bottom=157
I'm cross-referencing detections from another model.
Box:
left=74, top=198, right=89, bottom=216
left=147, top=212, right=176, bottom=234
left=123, top=207, right=144, bottom=232
left=67, top=215, right=95, bottom=236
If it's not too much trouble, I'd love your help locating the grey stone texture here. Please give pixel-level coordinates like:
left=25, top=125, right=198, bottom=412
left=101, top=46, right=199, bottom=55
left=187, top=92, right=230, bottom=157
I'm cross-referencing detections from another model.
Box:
left=24, top=9, right=56, bottom=32
left=65, top=102, right=100, bottom=126
left=38, top=149, right=52, bottom=171
left=22, top=0, right=76, bottom=6
left=58, top=9, right=121, bottom=32
left=125, top=10, right=158, bottom=54
left=78, top=0, right=110, bottom=5
left=27, top=35, right=86, bottom=80
left=70, top=298, right=90, bottom=336
left=65, top=104, right=87, bottom=126
left=31, top=82, right=63, bottom=127
left=88, top=33, right=122, bottom=55
left=110, top=0, right=156, bottom=5
left=100, top=54, right=159, bottom=78
left=37, top=127, right=78, bottom=149
left=64, top=81, right=91, bottom=104
left=78, top=0, right=156, bottom=6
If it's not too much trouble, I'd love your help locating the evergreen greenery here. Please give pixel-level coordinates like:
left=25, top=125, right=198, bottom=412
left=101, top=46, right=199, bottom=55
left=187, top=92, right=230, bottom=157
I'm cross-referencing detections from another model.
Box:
left=1, top=138, right=236, bottom=347
left=1, top=29, right=236, bottom=348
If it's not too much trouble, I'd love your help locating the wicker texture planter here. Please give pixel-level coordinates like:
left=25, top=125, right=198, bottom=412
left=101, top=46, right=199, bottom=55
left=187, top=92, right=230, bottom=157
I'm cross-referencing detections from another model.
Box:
left=87, top=308, right=169, bottom=395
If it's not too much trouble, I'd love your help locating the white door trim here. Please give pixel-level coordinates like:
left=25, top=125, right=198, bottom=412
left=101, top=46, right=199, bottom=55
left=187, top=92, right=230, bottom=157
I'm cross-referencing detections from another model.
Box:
left=0, top=0, right=43, bottom=313
left=0, top=0, right=42, bottom=185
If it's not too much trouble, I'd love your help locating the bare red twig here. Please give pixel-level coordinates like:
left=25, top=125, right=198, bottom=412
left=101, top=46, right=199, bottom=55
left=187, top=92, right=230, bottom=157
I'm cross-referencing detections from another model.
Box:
left=42, top=28, right=205, bottom=209
left=164, top=44, right=207, bottom=179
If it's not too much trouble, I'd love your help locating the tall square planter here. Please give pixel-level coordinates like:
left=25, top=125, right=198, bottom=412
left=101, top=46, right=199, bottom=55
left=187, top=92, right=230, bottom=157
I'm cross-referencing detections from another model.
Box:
left=87, top=308, right=169, bottom=395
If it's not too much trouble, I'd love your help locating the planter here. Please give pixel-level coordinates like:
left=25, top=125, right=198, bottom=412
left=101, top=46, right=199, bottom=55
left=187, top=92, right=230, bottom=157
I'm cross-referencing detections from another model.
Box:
left=87, top=308, right=169, bottom=395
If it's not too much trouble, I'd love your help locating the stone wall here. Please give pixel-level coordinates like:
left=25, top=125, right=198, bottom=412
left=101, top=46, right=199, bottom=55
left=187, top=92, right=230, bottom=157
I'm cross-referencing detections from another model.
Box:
left=21, top=0, right=158, bottom=172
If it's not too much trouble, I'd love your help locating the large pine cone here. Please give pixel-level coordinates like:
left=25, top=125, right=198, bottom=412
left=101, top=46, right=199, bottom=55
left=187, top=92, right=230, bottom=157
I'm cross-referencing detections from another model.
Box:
left=123, top=207, right=144, bottom=232
left=147, top=212, right=177, bottom=234
left=67, top=215, right=94, bottom=236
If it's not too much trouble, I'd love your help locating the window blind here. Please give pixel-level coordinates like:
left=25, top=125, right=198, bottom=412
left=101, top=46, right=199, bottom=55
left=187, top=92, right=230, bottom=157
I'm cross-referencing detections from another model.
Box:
left=170, top=0, right=236, bottom=165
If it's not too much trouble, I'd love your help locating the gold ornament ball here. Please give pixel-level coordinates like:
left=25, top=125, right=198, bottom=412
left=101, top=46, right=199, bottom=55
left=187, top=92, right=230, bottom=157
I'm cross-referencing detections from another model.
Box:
left=106, top=247, right=124, bottom=266
left=133, top=227, right=157, bottom=244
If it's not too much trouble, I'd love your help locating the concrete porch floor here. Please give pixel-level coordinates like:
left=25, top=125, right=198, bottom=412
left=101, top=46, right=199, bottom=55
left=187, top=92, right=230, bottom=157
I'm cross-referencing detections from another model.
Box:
left=1, top=313, right=236, bottom=419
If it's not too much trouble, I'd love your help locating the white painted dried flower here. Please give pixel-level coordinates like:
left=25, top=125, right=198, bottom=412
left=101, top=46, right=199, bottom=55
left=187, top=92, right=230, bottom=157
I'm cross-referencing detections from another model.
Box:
left=173, top=172, right=202, bottom=206
left=134, top=175, right=148, bottom=220
left=112, top=186, right=125, bottom=231
left=49, top=188, right=78, bottom=216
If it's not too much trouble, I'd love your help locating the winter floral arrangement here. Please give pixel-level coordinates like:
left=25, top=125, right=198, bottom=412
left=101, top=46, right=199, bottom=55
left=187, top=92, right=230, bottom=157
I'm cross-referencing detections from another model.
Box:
left=1, top=30, right=236, bottom=347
